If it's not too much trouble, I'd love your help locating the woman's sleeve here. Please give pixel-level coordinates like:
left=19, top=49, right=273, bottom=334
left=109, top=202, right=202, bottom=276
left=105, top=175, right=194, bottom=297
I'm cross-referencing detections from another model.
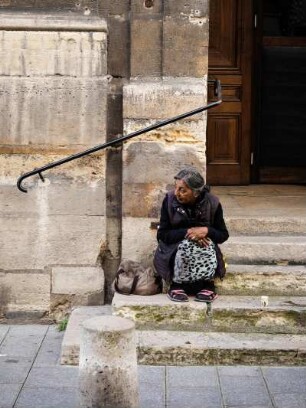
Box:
left=157, top=196, right=187, bottom=244
left=207, top=203, right=229, bottom=244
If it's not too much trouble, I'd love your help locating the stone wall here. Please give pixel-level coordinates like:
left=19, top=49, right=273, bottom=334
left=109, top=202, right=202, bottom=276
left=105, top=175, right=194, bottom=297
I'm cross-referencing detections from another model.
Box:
left=0, top=0, right=210, bottom=312
left=0, top=13, right=108, bottom=316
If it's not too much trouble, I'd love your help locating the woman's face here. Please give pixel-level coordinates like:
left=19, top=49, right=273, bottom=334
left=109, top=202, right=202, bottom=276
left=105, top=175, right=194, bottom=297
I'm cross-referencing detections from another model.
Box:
left=174, top=179, right=197, bottom=205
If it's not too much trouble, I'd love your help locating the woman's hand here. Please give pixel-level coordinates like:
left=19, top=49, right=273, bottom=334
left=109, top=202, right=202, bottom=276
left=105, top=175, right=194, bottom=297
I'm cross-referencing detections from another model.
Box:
left=186, top=227, right=210, bottom=247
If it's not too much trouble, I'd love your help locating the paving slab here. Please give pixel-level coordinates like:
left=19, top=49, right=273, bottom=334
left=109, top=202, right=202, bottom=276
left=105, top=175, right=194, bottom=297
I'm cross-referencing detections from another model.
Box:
left=14, top=387, right=79, bottom=408
left=272, top=393, right=306, bottom=408
left=167, top=366, right=218, bottom=387
left=218, top=365, right=262, bottom=377
left=0, top=359, right=32, bottom=384
left=1, top=323, right=306, bottom=408
left=0, top=326, right=9, bottom=344
left=262, top=367, right=306, bottom=394
left=33, top=325, right=64, bottom=367
left=166, top=386, right=222, bottom=408
left=138, top=365, right=166, bottom=385
left=139, top=382, right=165, bottom=408
left=0, top=337, right=43, bottom=359
left=0, top=326, right=306, bottom=408
left=219, top=374, right=272, bottom=407
left=24, top=366, right=78, bottom=389
left=4, top=325, right=48, bottom=338
left=0, top=325, right=47, bottom=358
left=0, top=384, right=22, bottom=408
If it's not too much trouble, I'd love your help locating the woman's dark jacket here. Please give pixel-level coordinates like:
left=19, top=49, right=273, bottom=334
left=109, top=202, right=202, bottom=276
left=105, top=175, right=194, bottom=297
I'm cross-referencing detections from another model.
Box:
left=157, top=189, right=229, bottom=245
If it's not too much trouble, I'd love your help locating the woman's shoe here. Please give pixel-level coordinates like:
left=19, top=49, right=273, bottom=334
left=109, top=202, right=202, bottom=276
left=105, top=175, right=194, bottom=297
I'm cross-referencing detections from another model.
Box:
left=194, top=289, right=218, bottom=302
left=167, top=289, right=189, bottom=302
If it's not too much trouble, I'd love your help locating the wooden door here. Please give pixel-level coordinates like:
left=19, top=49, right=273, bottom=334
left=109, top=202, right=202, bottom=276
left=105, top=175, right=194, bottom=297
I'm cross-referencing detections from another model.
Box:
left=207, top=0, right=253, bottom=185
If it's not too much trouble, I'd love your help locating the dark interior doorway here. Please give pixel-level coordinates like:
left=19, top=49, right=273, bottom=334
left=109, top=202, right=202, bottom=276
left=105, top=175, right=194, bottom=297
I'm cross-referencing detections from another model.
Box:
left=254, top=0, right=306, bottom=184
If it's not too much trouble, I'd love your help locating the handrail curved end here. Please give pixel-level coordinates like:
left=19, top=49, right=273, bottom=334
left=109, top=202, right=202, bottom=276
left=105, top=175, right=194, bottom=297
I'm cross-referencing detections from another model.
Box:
left=17, top=176, right=28, bottom=193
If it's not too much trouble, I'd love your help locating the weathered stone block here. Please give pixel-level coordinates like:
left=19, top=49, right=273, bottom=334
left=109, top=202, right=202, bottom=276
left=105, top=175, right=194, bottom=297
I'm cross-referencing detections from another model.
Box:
left=0, top=152, right=106, bottom=186
left=0, top=0, right=35, bottom=7
left=0, top=212, right=106, bottom=270
left=50, top=293, right=105, bottom=321
left=164, top=0, right=209, bottom=17
left=123, top=80, right=207, bottom=119
left=124, top=119, right=207, bottom=143
left=0, top=182, right=106, bottom=217
left=0, top=30, right=106, bottom=77
left=0, top=12, right=107, bottom=32
left=163, top=17, right=209, bottom=77
left=121, top=217, right=158, bottom=262
left=0, top=77, right=108, bottom=147
left=0, top=172, right=106, bottom=270
left=122, top=182, right=164, bottom=218
left=51, top=265, right=104, bottom=295
left=98, top=0, right=130, bottom=15
left=122, top=141, right=206, bottom=184
left=0, top=270, right=50, bottom=314
left=130, top=18, right=162, bottom=77
left=121, top=140, right=208, bottom=220
left=50, top=266, right=105, bottom=320
left=131, top=0, right=163, bottom=14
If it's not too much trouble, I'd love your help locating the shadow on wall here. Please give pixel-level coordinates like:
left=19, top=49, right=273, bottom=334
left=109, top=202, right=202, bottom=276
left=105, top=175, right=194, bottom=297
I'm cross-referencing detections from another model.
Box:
left=0, top=285, right=11, bottom=317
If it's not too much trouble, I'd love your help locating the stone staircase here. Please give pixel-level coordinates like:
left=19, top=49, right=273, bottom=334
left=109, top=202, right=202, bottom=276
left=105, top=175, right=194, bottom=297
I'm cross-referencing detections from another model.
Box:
left=61, top=210, right=306, bottom=366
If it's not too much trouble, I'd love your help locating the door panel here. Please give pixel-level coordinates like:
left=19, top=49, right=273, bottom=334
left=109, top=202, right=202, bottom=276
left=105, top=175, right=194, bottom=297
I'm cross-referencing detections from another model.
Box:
left=207, top=0, right=253, bottom=185
left=209, top=0, right=239, bottom=68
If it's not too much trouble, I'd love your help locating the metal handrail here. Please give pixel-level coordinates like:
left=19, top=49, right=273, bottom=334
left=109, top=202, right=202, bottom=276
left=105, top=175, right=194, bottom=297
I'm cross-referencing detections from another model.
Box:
left=17, top=79, right=222, bottom=193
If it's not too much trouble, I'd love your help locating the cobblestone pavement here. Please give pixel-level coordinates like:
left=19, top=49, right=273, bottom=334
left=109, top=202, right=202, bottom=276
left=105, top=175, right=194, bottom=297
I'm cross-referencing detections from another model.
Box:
left=0, top=325, right=306, bottom=408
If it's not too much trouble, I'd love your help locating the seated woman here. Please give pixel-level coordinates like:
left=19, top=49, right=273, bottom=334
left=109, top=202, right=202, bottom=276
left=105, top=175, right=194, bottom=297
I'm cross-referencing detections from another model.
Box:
left=154, top=167, right=229, bottom=302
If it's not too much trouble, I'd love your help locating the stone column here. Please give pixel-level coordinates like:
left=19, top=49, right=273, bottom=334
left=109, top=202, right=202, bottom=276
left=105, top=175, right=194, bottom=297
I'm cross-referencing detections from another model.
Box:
left=79, top=316, right=139, bottom=408
left=121, top=0, right=210, bottom=265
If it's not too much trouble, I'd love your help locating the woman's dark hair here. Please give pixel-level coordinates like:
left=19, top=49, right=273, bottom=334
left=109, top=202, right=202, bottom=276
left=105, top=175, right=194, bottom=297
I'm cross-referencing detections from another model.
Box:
left=174, top=167, right=205, bottom=195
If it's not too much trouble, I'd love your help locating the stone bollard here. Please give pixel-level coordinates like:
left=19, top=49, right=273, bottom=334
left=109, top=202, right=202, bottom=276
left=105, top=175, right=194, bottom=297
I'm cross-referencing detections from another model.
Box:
left=79, top=316, right=139, bottom=408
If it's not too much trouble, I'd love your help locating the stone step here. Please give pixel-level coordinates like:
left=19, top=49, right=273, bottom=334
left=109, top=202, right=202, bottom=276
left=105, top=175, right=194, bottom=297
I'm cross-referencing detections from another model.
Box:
left=60, top=305, right=112, bottom=365
left=226, top=216, right=306, bottom=236
left=221, top=236, right=306, bottom=264
left=216, top=264, right=306, bottom=296
left=60, top=306, right=306, bottom=366
left=137, top=330, right=306, bottom=366
left=112, top=293, right=306, bottom=334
